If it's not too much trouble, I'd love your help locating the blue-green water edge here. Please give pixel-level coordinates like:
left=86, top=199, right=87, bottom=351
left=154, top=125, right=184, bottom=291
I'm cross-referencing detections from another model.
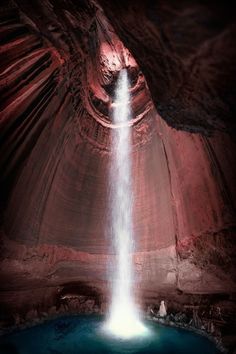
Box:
left=0, top=315, right=220, bottom=354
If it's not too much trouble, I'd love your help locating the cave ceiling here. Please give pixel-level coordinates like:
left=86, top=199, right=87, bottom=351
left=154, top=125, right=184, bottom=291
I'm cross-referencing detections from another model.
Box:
left=98, top=0, right=236, bottom=135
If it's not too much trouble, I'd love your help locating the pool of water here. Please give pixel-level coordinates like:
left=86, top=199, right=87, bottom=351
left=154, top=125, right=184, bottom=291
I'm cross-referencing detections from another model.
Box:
left=0, top=315, right=220, bottom=354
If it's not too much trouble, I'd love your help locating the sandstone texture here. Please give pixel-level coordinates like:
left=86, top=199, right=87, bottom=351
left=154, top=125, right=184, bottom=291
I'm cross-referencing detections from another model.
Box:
left=0, top=0, right=235, bottom=350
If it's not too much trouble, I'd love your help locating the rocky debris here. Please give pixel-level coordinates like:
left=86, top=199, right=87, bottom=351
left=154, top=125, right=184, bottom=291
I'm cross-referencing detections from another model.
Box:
left=148, top=310, right=225, bottom=351
left=147, top=298, right=236, bottom=353
left=0, top=294, right=107, bottom=336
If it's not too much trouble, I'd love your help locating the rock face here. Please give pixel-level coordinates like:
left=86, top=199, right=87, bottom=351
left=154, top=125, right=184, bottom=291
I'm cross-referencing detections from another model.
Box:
left=0, top=0, right=236, bottom=349
left=98, top=0, right=236, bottom=135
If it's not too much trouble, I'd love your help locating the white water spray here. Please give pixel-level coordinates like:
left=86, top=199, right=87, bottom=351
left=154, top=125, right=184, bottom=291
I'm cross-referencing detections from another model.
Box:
left=104, top=69, right=147, bottom=339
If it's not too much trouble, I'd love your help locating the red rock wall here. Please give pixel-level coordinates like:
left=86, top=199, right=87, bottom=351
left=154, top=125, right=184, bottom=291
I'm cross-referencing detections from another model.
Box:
left=98, top=0, right=236, bottom=136
left=0, top=0, right=235, bottom=328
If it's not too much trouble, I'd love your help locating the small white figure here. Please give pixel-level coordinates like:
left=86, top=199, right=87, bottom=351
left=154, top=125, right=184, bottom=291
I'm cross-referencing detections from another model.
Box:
left=159, top=300, right=167, bottom=317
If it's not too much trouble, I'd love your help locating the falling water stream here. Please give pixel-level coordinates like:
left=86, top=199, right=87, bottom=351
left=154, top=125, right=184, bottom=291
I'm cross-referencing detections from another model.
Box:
left=0, top=69, right=221, bottom=354
left=104, top=69, right=147, bottom=339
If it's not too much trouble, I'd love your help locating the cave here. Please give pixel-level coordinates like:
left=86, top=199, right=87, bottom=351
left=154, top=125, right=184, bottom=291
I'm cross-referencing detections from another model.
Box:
left=0, top=0, right=236, bottom=353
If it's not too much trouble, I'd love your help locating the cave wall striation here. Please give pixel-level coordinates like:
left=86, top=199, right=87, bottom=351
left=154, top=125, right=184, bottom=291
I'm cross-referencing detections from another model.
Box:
left=0, top=0, right=235, bottom=343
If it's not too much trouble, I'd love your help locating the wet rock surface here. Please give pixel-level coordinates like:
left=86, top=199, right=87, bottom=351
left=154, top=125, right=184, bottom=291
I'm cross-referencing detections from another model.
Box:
left=146, top=295, right=236, bottom=353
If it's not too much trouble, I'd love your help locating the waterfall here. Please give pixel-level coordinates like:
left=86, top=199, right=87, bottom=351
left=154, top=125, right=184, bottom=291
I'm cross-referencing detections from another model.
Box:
left=104, top=69, right=146, bottom=339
